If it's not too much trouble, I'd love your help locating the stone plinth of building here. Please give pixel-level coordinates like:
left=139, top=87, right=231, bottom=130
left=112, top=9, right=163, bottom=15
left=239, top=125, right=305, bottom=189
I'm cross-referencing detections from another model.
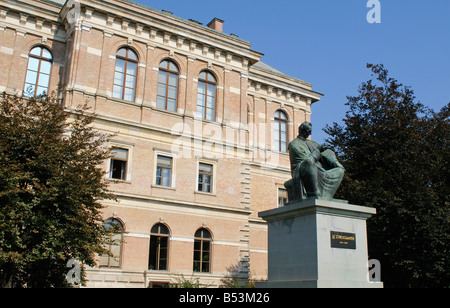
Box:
left=257, top=199, right=383, bottom=288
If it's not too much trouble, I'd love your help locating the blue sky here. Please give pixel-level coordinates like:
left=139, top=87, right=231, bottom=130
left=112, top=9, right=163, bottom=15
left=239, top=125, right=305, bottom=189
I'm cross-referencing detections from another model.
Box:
left=137, top=0, right=450, bottom=143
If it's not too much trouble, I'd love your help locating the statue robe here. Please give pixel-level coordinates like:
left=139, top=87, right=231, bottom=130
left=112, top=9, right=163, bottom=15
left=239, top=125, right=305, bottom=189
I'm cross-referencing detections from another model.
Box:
left=286, top=137, right=344, bottom=202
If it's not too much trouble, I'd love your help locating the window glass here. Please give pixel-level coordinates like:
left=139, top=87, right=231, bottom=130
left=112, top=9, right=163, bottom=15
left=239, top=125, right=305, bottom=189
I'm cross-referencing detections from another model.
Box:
left=24, top=47, right=53, bottom=97
left=198, top=163, right=213, bottom=193
left=25, top=71, right=38, bottom=85
left=27, top=57, right=40, bottom=72
left=149, top=223, right=170, bottom=271
left=126, top=62, right=137, bottom=75
left=113, top=48, right=137, bottom=101
left=157, top=60, right=179, bottom=111
left=278, top=188, right=289, bottom=207
left=167, top=99, right=176, bottom=112
left=30, top=47, right=41, bottom=57
left=193, top=228, right=212, bottom=273
left=99, top=218, right=124, bottom=268
left=274, top=111, right=288, bottom=152
left=197, top=71, right=216, bottom=120
left=123, top=88, right=135, bottom=102
left=109, top=148, right=128, bottom=180
left=169, top=61, right=178, bottom=72
left=41, top=48, right=52, bottom=59
left=117, top=48, right=127, bottom=58
left=206, top=108, right=214, bottom=121
left=39, top=61, right=52, bottom=74
left=115, top=59, right=126, bottom=74
left=168, top=74, right=178, bottom=87
left=156, top=155, right=172, bottom=187
left=158, top=71, right=167, bottom=84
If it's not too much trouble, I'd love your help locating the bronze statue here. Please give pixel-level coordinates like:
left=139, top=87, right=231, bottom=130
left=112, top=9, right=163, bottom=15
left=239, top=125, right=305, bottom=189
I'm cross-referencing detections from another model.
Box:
left=284, top=122, right=345, bottom=203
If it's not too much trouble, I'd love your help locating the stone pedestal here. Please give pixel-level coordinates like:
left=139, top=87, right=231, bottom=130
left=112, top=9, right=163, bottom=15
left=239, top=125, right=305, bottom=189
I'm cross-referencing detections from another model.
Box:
left=257, top=199, right=383, bottom=288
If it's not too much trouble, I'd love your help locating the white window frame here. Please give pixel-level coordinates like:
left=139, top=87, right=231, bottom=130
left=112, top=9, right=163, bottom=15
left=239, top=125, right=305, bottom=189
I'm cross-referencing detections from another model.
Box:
left=107, top=141, right=134, bottom=182
left=195, top=158, right=217, bottom=195
left=277, top=184, right=289, bottom=208
left=153, top=149, right=177, bottom=189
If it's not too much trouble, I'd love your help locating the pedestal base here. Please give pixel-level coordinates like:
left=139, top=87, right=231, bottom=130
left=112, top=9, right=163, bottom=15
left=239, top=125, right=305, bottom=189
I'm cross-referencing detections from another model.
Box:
left=257, top=199, right=383, bottom=288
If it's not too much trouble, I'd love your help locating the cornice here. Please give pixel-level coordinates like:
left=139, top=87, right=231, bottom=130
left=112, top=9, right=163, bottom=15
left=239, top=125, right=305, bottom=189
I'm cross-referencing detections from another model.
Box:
left=0, top=0, right=62, bottom=21
left=62, top=0, right=263, bottom=66
left=248, top=72, right=323, bottom=104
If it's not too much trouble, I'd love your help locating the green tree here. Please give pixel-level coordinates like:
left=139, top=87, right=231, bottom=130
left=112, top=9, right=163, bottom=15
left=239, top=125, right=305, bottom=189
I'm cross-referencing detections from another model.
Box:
left=0, top=92, right=115, bottom=288
left=325, top=64, right=450, bottom=288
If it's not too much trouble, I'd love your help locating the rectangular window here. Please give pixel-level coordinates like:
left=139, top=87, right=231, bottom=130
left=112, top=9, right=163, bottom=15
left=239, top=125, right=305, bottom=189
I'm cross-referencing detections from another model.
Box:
left=156, top=155, right=172, bottom=187
left=278, top=188, right=288, bottom=207
left=109, top=148, right=128, bottom=180
left=149, top=236, right=168, bottom=271
left=198, top=163, right=213, bottom=193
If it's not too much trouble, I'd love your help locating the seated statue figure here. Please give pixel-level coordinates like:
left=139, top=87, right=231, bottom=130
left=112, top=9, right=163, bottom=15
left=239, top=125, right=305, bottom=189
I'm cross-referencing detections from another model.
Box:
left=285, top=122, right=345, bottom=203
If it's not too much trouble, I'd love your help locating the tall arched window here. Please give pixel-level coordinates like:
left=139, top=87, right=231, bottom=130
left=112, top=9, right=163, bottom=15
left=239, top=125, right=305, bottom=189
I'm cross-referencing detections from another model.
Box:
left=149, top=223, right=170, bottom=271
left=24, top=46, right=53, bottom=97
left=113, top=47, right=138, bottom=102
left=99, top=218, right=124, bottom=268
left=274, top=110, right=288, bottom=152
left=193, top=228, right=212, bottom=273
left=157, top=60, right=179, bottom=112
left=197, top=71, right=216, bottom=121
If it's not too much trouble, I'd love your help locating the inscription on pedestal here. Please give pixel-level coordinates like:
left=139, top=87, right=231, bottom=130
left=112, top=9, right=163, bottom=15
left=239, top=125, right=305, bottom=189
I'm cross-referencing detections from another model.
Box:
left=331, top=231, right=356, bottom=250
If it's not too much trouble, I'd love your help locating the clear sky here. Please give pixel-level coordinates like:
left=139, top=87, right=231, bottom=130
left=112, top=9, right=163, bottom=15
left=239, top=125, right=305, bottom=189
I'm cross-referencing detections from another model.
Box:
left=137, top=0, right=450, bottom=143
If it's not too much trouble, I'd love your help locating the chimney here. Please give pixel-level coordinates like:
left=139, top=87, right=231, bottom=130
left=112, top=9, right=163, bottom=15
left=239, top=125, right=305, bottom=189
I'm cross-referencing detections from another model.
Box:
left=207, top=18, right=224, bottom=32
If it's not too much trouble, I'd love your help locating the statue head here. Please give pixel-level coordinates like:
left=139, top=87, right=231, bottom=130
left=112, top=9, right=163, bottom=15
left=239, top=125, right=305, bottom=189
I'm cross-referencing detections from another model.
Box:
left=298, top=122, right=313, bottom=139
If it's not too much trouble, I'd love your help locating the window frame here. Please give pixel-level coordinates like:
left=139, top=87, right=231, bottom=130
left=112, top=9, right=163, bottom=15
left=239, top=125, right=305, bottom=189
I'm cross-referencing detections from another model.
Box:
left=274, top=110, right=288, bottom=153
left=197, top=71, right=217, bottom=121
left=148, top=223, right=170, bottom=271
left=113, top=47, right=138, bottom=102
left=99, top=218, right=124, bottom=268
left=157, top=59, right=179, bottom=112
left=153, top=150, right=177, bottom=189
left=107, top=142, right=134, bottom=182
left=24, top=46, right=53, bottom=97
left=109, top=148, right=129, bottom=181
left=155, top=155, right=173, bottom=188
left=198, top=163, right=213, bottom=193
left=278, top=188, right=289, bottom=208
left=196, top=160, right=216, bottom=194
left=193, top=228, right=213, bottom=273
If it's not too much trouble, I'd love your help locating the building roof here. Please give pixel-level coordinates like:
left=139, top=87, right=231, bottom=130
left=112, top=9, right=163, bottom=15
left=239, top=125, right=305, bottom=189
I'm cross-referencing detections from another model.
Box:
left=116, top=0, right=252, bottom=46
left=252, top=61, right=311, bottom=87
left=42, top=0, right=66, bottom=5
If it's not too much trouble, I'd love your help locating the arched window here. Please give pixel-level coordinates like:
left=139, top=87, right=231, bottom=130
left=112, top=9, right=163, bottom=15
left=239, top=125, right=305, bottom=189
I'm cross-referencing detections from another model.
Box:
left=274, top=110, right=288, bottom=152
left=24, top=46, right=53, bottom=97
left=99, top=218, right=124, bottom=268
left=197, top=71, right=216, bottom=121
left=149, top=223, right=170, bottom=271
left=193, top=228, right=212, bottom=273
left=113, top=47, right=138, bottom=102
left=157, top=60, right=179, bottom=112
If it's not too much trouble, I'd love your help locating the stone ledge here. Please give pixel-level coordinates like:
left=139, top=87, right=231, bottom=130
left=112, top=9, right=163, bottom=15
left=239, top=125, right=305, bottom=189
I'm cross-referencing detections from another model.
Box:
left=259, top=199, right=376, bottom=222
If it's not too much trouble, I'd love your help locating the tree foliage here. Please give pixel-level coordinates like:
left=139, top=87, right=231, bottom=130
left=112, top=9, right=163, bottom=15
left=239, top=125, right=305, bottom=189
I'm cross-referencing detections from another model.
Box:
left=325, top=64, right=449, bottom=288
left=0, top=92, right=115, bottom=287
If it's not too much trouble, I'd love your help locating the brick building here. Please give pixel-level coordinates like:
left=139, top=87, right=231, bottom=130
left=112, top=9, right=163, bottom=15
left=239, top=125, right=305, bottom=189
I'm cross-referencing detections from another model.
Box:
left=0, top=0, right=323, bottom=287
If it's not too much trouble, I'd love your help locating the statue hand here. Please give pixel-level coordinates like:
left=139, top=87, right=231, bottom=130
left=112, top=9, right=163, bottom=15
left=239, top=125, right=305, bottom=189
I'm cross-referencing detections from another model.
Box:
left=318, top=143, right=331, bottom=152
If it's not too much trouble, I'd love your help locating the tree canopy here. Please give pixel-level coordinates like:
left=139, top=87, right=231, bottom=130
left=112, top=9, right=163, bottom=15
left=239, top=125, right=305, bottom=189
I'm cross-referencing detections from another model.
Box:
left=0, top=92, right=115, bottom=288
left=325, top=64, right=449, bottom=288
